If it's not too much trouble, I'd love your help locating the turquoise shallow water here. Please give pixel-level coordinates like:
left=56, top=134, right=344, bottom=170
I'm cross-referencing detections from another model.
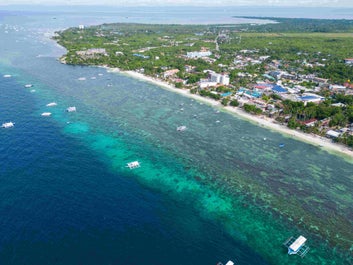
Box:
left=0, top=8, right=353, bottom=265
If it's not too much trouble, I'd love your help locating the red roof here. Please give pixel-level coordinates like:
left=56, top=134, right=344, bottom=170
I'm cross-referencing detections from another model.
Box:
left=302, top=118, right=317, bottom=125
left=344, top=82, right=353, bottom=89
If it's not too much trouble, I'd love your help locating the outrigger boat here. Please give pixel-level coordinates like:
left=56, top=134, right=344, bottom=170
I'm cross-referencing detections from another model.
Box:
left=177, top=125, right=187, bottom=131
left=126, top=161, right=140, bottom=169
left=283, top=235, right=310, bottom=258
left=217, top=260, right=234, bottom=265
left=2, top=122, right=14, bottom=128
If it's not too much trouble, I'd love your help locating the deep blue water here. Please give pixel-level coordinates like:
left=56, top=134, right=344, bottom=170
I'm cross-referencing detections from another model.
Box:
left=0, top=7, right=352, bottom=265
left=0, top=73, right=268, bottom=265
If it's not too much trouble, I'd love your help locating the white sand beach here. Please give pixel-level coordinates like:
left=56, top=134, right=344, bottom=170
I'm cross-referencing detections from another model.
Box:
left=107, top=68, right=353, bottom=159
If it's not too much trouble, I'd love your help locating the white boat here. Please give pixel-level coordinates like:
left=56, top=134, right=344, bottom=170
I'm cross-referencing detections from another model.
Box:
left=46, top=102, right=57, bottom=107
left=66, top=106, right=76, bottom=112
left=3, top=74, right=11, bottom=78
left=2, top=122, right=14, bottom=128
left=78, top=77, right=86, bottom=81
left=30, top=89, right=36, bottom=93
left=217, top=260, right=234, bottom=265
left=24, top=84, right=33, bottom=88
left=126, top=161, right=140, bottom=169
left=177, top=125, right=187, bottom=131
left=41, top=112, right=52, bottom=116
left=283, top=235, right=310, bottom=258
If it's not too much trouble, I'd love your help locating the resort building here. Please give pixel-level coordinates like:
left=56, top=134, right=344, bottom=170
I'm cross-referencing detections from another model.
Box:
left=326, top=130, right=341, bottom=138
left=186, top=51, right=212, bottom=59
left=199, top=80, right=218, bottom=89
left=76, top=48, right=107, bottom=58
left=210, top=72, right=230, bottom=85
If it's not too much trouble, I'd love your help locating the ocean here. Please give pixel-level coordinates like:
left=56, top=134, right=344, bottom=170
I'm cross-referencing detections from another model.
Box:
left=0, top=7, right=352, bottom=265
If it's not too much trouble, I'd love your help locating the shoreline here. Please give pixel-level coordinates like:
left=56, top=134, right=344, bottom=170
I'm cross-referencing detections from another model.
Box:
left=106, top=67, right=353, bottom=160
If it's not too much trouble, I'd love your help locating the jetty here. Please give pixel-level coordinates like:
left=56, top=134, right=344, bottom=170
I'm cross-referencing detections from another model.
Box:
left=283, top=235, right=310, bottom=258
left=126, top=161, right=140, bottom=169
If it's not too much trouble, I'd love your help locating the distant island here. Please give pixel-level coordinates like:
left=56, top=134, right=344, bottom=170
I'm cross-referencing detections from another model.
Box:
left=54, top=17, right=353, bottom=154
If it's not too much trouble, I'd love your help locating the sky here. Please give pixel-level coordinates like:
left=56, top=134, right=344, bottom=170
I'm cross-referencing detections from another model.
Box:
left=1, top=0, right=353, bottom=7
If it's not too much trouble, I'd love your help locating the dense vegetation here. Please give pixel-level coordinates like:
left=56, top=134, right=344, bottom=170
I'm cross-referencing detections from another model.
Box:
left=238, top=17, right=353, bottom=33
left=55, top=19, right=353, bottom=84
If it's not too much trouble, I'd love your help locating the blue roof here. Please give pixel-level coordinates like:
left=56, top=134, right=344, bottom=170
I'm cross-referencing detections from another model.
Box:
left=300, top=96, right=319, bottom=101
left=272, top=85, right=287, bottom=93
left=133, top=53, right=150, bottom=59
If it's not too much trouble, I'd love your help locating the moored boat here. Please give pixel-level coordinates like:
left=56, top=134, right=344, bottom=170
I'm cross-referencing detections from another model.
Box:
left=2, top=122, right=15, bottom=128
left=66, top=106, right=76, bottom=112
left=46, top=102, right=57, bottom=107
left=177, top=125, right=187, bottom=131
left=283, top=235, right=310, bottom=258
left=41, top=112, right=52, bottom=117
left=217, top=260, right=234, bottom=265
left=126, top=161, right=140, bottom=169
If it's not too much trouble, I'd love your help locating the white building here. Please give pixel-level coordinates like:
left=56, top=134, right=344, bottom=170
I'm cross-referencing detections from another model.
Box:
left=210, top=73, right=230, bottom=85
left=199, top=81, right=218, bottom=89
left=78, top=25, right=85, bottom=30
left=186, top=51, right=212, bottom=58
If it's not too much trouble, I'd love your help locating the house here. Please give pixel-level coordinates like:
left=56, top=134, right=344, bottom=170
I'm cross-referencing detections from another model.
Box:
left=344, top=58, right=353, bottom=65
left=326, top=130, right=341, bottom=138
left=163, top=69, right=179, bottom=78
left=329, top=84, right=346, bottom=93
left=76, top=48, right=107, bottom=58
left=133, top=53, right=150, bottom=59
left=186, top=51, right=212, bottom=59
left=302, top=118, right=317, bottom=127
left=299, top=94, right=325, bottom=104
left=272, top=85, right=287, bottom=94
